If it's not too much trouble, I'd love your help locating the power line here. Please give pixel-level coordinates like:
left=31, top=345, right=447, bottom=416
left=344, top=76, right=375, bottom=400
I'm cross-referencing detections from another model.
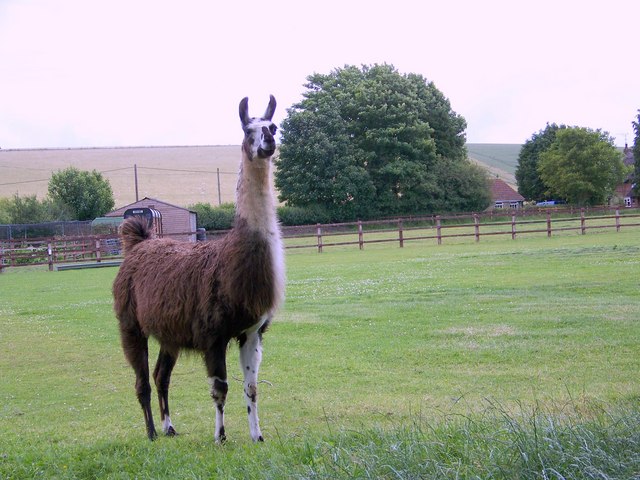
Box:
left=0, top=178, right=49, bottom=186
left=100, top=167, right=135, bottom=173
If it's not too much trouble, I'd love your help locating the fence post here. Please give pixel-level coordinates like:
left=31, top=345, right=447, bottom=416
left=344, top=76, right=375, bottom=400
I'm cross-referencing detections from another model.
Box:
left=581, top=208, right=586, bottom=235
left=511, top=214, right=517, bottom=240
left=615, top=209, right=620, bottom=232
left=95, top=238, right=102, bottom=263
left=358, top=220, right=364, bottom=250
left=398, top=219, right=404, bottom=248
left=316, top=223, right=323, bottom=253
left=547, top=211, right=552, bottom=237
left=47, top=242, right=53, bottom=271
left=436, top=216, right=442, bottom=245
left=474, top=214, right=480, bottom=242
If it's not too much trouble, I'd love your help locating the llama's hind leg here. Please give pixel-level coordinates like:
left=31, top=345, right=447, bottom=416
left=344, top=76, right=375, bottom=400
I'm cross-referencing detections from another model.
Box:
left=239, top=319, right=268, bottom=442
left=204, top=339, right=230, bottom=443
left=120, top=326, right=157, bottom=440
left=153, top=348, right=179, bottom=436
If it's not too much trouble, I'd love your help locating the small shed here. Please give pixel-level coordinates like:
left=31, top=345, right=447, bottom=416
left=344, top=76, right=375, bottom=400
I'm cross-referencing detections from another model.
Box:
left=489, top=179, right=525, bottom=210
left=106, top=197, right=197, bottom=242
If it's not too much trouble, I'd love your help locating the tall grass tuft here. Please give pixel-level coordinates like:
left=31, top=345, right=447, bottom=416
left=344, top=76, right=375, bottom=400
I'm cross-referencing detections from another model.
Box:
left=277, top=401, right=640, bottom=479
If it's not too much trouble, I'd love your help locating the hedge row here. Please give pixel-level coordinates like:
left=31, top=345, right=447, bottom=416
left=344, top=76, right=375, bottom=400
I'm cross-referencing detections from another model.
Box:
left=189, top=203, right=334, bottom=230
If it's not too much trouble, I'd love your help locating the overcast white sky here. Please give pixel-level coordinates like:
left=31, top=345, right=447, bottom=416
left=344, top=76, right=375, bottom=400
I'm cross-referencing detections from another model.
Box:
left=0, top=0, right=638, bottom=150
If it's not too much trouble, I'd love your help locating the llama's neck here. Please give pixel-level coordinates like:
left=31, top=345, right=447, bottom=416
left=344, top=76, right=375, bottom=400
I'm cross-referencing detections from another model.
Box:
left=233, top=151, right=285, bottom=313
left=235, top=152, right=278, bottom=236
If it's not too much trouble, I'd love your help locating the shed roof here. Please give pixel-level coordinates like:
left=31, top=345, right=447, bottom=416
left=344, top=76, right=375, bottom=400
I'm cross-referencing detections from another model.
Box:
left=490, top=178, right=525, bottom=202
left=106, top=197, right=196, bottom=217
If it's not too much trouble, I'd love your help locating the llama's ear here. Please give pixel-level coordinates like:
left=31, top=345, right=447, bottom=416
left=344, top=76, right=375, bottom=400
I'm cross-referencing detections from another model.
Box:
left=239, top=97, right=250, bottom=127
left=263, top=95, right=276, bottom=121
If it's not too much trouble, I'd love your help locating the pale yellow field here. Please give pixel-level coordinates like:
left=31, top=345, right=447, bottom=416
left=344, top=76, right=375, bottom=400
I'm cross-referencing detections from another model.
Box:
left=0, top=145, right=246, bottom=208
left=0, top=143, right=512, bottom=211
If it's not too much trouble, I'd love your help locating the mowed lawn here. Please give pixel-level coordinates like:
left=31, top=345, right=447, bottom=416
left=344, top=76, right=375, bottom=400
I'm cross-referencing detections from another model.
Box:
left=0, top=230, right=639, bottom=478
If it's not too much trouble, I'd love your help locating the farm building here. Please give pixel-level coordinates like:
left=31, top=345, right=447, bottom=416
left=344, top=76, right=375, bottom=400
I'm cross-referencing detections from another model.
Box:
left=106, top=197, right=197, bottom=242
left=489, top=178, right=525, bottom=210
left=611, top=145, right=638, bottom=208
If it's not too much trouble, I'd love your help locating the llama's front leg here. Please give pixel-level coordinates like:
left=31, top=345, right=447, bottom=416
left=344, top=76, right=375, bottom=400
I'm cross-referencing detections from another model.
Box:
left=239, top=322, right=267, bottom=442
left=205, top=339, right=229, bottom=443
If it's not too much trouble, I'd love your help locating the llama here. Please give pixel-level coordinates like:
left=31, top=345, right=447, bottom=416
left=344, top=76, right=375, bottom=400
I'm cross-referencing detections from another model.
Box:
left=112, top=95, right=284, bottom=442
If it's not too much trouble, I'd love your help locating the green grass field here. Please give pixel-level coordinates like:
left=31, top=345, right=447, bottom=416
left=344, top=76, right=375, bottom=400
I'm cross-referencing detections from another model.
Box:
left=1, top=231, right=639, bottom=478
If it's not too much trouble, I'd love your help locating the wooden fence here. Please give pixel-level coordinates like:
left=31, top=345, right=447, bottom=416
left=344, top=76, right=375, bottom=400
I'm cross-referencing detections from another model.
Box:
left=0, top=235, right=121, bottom=271
left=1, top=207, right=639, bottom=270
left=282, top=207, right=640, bottom=252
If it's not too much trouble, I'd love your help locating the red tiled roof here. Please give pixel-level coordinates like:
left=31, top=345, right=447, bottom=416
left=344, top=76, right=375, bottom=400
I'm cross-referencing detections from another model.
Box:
left=615, top=183, right=635, bottom=198
left=490, top=178, right=525, bottom=202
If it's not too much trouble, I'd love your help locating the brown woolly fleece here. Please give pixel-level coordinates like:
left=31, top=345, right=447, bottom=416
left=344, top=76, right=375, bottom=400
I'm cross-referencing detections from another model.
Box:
left=113, top=215, right=278, bottom=353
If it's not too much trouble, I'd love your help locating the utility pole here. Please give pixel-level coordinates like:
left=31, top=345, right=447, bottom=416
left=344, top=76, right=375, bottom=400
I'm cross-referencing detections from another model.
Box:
left=217, top=168, right=222, bottom=205
left=134, top=164, right=139, bottom=202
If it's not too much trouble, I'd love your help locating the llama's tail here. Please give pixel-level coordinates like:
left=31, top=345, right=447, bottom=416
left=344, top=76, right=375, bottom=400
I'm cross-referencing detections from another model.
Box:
left=120, top=216, right=152, bottom=255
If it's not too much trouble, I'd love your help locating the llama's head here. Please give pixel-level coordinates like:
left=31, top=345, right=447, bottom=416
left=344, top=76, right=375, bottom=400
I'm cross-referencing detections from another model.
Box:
left=239, top=95, right=277, bottom=161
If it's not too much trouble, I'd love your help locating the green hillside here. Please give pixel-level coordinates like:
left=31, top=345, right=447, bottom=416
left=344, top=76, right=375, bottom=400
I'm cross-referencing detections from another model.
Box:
left=466, top=143, right=522, bottom=186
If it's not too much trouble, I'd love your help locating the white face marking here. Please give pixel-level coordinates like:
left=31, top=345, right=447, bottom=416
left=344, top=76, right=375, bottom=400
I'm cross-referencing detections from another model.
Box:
left=244, top=119, right=277, bottom=160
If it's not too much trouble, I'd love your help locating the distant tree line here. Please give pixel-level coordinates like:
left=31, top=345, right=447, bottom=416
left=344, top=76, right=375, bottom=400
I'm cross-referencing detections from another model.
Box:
left=633, top=110, right=640, bottom=195
left=516, top=114, right=639, bottom=206
left=6, top=67, right=637, bottom=228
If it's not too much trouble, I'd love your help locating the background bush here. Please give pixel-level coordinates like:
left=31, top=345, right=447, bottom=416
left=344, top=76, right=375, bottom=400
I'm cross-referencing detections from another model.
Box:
left=190, top=202, right=236, bottom=230
left=277, top=204, right=332, bottom=226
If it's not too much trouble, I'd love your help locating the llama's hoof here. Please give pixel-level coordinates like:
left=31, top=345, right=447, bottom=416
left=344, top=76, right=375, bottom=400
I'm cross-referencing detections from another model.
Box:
left=215, top=427, right=227, bottom=444
left=165, top=426, right=178, bottom=437
left=258, top=435, right=264, bottom=442
left=147, top=430, right=158, bottom=441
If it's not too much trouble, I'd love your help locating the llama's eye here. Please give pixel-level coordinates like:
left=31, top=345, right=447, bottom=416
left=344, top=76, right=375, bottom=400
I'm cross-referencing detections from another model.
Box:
left=269, top=124, right=277, bottom=135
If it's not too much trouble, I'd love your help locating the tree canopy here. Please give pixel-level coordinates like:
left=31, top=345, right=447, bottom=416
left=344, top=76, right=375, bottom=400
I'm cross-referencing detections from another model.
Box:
left=48, top=167, right=115, bottom=221
left=0, top=193, right=72, bottom=224
left=275, top=64, right=490, bottom=220
left=515, top=123, right=566, bottom=201
left=538, top=127, right=625, bottom=206
left=632, top=110, right=640, bottom=195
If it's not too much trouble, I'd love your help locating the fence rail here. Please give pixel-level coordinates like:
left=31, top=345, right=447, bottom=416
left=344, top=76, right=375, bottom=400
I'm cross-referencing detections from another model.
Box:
left=281, top=207, right=640, bottom=252
left=0, top=235, right=121, bottom=271
left=1, top=207, right=639, bottom=270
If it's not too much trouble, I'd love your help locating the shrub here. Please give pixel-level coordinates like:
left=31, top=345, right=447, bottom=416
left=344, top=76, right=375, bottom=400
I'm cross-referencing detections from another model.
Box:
left=277, top=205, right=332, bottom=226
left=190, top=202, right=236, bottom=230
left=192, top=203, right=334, bottom=229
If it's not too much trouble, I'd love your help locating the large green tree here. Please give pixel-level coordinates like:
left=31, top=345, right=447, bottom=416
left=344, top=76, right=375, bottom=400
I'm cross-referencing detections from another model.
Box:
left=48, top=167, right=115, bottom=220
left=515, top=123, right=566, bottom=201
left=276, top=64, right=489, bottom=219
left=538, top=127, right=625, bottom=206
left=632, top=110, right=640, bottom=195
